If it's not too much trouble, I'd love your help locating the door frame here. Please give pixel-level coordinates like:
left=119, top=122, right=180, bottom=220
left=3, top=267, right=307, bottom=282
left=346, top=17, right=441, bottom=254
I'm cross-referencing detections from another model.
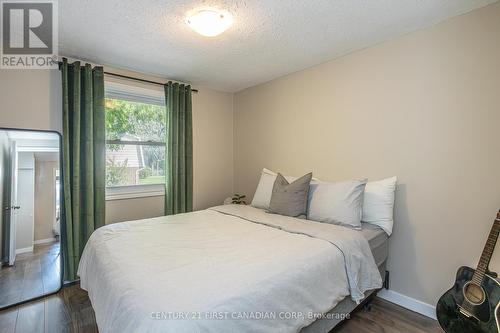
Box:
left=8, top=141, right=18, bottom=265
left=0, top=127, right=64, bottom=310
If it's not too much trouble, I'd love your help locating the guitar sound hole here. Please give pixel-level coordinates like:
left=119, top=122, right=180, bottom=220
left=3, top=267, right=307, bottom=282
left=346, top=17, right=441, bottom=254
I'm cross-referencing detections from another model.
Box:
left=464, top=282, right=485, bottom=305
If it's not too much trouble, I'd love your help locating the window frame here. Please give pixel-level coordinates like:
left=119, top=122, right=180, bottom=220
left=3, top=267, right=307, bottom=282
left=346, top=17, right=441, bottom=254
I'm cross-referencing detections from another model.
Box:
left=104, top=81, right=167, bottom=201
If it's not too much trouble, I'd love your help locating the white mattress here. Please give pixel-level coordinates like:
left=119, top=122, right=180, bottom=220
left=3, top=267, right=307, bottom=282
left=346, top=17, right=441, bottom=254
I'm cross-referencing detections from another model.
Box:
left=78, top=205, right=382, bottom=333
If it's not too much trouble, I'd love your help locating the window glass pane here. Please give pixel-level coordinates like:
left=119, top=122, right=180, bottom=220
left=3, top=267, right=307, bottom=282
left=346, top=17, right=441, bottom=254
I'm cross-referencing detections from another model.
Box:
left=105, top=98, right=166, bottom=142
left=106, top=144, right=165, bottom=186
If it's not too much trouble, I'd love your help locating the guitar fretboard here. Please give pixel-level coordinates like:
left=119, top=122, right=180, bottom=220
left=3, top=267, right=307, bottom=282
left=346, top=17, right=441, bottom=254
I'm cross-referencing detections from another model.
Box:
left=471, top=218, right=500, bottom=286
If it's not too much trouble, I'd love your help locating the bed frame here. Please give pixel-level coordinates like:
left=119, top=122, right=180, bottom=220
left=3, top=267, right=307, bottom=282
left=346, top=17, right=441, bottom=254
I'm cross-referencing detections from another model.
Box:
left=300, top=262, right=388, bottom=333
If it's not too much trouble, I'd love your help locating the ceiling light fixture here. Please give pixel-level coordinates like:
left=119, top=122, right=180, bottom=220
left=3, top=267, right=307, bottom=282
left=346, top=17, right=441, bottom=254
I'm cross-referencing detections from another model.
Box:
left=186, top=9, right=233, bottom=37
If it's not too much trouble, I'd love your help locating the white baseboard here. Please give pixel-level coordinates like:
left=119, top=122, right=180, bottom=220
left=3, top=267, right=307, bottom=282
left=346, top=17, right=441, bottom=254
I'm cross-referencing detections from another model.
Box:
left=34, top=237, right=57, bottom=245
left=16, top=246, right=33, bottom=255
left=377, top=289, right=436, bottom=320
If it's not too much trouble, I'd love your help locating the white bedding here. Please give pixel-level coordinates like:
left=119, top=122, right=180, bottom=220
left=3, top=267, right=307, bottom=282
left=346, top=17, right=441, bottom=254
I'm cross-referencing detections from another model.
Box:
left=78, top=205, right=382, bottom=333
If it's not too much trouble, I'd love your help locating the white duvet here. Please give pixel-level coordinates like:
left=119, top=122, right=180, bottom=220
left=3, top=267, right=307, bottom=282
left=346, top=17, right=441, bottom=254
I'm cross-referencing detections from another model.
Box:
left=78, top=205, right=382, bottom=333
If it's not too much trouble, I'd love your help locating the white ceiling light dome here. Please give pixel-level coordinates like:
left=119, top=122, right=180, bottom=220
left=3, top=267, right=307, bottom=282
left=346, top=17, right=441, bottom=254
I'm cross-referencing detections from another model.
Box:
left=186, top=9, right=233, bottom=37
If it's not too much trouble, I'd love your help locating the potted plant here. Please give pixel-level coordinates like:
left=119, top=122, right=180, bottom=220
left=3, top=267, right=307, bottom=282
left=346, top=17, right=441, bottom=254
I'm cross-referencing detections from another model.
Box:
left=231, top=194, right=247, bottom=205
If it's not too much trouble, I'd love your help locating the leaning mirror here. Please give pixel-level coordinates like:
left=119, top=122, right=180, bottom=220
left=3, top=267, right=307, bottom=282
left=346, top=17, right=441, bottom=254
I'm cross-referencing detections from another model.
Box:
left=0, top=128, right=62, bottom=308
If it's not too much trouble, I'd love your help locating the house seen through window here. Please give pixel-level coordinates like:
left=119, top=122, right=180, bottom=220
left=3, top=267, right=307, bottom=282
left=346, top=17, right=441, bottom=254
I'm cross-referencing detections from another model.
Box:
left=105, top=84, right=166, bottom=188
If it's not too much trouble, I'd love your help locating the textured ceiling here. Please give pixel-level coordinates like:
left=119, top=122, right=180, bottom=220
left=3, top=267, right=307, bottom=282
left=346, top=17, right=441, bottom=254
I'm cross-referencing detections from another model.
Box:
left=59, top=0, right=497, bottom=92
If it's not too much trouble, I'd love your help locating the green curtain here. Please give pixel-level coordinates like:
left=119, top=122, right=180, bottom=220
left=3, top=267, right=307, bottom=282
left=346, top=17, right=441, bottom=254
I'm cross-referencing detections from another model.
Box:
left=164, top=81, right=193, bottom=215
left=60, top=58, right=106, bottom=282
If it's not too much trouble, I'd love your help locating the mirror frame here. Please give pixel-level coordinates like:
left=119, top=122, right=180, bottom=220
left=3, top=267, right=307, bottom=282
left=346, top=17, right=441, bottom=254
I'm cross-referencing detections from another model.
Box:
left=0, top=127, right=63, bottom=310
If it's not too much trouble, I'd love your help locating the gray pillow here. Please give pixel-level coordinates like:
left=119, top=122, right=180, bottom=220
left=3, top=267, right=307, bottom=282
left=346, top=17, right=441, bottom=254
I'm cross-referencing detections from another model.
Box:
left=269, top=172, right=313, bottom=218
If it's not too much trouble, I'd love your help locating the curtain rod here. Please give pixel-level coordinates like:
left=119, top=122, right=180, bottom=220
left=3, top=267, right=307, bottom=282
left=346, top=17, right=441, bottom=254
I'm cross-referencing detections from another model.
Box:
left=58, top=61, right=198, bottom=93
left=104, top=72, right=198, bottom=93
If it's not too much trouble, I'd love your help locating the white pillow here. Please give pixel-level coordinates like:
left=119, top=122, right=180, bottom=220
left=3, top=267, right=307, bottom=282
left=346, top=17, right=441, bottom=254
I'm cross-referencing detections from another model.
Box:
left=307, top=179, right=367, bottom=229
left=362, top=177, right=397, bottom=236
left=251, top=168, right=307, bottom=210
left=251, top=168, right=278, bottom=210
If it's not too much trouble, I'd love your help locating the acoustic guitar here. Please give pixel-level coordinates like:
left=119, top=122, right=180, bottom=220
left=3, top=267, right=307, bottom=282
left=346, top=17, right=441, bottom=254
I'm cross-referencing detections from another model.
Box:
left=437, top=211, right=500, bottom=333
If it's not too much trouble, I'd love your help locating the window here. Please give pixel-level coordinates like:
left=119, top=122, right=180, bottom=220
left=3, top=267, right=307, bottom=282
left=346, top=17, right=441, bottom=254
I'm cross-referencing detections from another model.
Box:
left=105, top=82, right=166, bottom=200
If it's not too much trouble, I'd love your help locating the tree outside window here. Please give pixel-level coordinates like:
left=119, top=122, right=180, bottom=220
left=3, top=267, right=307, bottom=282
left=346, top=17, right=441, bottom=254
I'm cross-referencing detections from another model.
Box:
left=105, top=98, right=166, bottom=187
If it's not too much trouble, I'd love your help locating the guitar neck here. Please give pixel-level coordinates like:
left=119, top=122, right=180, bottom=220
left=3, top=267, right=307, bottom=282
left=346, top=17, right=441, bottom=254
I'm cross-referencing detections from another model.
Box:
left=472, top=212, right=500, bottom=284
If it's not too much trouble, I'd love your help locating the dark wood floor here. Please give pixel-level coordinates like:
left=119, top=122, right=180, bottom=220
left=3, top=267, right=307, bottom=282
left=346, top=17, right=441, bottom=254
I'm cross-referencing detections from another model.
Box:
left=0, top=242, right=61, bottom=308
left=0, top=283, right=97, bottom=333
left=0, top=283, right=442, bottom=333
left=337, top=297, right=442, bottom=333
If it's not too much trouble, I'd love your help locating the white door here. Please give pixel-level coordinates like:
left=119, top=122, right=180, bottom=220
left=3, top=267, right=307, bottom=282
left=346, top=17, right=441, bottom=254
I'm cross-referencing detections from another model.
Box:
left=8, top=142, right=18, bottom=265
left=16, top=168, right=35, bottom=253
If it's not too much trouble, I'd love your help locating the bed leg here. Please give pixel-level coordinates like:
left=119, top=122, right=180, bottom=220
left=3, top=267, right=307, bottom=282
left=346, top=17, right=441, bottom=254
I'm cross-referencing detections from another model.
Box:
left=362, top=293, right=376, bottom=312
left=383, top=270, right=390, bottom=289
left=363, top=301, right=373, bottom=312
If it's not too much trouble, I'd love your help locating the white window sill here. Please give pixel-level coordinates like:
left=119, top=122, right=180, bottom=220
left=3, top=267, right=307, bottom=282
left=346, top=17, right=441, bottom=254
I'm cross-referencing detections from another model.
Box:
left=106, top=184, right=165, bottom=201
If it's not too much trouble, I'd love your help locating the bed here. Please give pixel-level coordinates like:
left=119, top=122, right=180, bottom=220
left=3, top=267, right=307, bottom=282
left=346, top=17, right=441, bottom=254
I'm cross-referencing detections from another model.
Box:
left=78, top=204, right=387, bottom=333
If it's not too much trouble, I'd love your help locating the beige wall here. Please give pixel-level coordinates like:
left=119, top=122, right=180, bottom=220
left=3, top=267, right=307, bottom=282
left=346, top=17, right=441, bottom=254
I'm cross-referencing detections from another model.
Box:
left=0, top=65, right=234, bottom=225
left=34, top=160, right=58, bottom=241
left=0, top=69, right=62, bottom=132
left=234, top=3, right=500, bottom=306
left=106, top=196, right=164, bottom=224
left=191, top=87, right=234, bottom=210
